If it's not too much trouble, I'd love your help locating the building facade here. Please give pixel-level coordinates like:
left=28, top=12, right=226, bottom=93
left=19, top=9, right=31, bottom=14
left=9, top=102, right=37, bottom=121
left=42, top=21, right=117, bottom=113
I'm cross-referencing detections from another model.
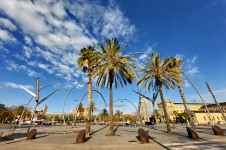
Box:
left=140, top=97, right=152, bottom=121
left=157, top=99, right=226, bottom=124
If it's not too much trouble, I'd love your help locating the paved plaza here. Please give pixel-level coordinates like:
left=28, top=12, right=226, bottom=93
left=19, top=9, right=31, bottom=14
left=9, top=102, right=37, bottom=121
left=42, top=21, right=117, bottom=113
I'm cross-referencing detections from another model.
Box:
left=0, top=124, right=226, bottom=150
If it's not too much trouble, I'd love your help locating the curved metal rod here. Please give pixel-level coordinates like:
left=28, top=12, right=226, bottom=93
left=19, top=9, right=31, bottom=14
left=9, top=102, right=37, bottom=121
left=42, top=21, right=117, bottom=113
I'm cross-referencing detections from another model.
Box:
left=62, top=82, right=88, bottom=126
left=182, top=73, right=213, bottom=124
left=74, top=90, right=107, bottom=127
left=129, top=66, right=141, bottom=126
left=40, top=84, right=67, bottom=95
left=19, top=96, right=34, bottom=128
left=18, top=84, right=66, bottom=129
left=127, top=52, right=153, bottom=56
left=94, top=98, right=138, bottom=123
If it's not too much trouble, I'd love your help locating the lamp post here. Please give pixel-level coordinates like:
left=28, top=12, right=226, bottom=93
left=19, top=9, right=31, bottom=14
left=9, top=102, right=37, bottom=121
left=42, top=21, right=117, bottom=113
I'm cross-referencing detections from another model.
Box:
left=121, top=101, right=124, bottom=123
left=99, top=86, right=101, bottom=124
left=73, top=99, right=78, bottom=128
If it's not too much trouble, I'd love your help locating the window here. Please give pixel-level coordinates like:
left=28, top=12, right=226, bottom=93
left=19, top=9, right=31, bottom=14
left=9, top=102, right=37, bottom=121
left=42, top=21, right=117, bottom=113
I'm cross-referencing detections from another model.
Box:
left=217, top=116, right=219, bottom=120
left=204, top=116, right=206, bottom=121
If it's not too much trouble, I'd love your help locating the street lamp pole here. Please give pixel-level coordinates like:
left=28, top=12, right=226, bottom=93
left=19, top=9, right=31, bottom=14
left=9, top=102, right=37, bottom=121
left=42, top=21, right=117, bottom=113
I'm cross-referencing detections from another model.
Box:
left=121, top=101, right=124, bottom=123
left=73, top=99, right=78, bottom=128
left=99, top=86, right=101, bottom=124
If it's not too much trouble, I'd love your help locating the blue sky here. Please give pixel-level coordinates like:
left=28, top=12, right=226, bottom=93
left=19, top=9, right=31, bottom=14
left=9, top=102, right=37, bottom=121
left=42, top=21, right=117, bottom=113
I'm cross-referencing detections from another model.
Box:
left=0, top=0, right=226, bottom=114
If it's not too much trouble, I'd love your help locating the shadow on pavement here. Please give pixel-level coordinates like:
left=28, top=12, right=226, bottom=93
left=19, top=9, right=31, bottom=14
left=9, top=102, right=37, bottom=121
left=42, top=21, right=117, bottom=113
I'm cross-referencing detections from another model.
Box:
left=90, top=125, right=108, bottom=135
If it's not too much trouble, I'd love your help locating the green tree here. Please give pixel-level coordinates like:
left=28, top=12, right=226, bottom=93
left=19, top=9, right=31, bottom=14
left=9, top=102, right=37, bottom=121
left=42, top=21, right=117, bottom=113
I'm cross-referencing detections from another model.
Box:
left=93, top=38, right=137, bottom=135
left=78, top=103, right=85, bottom=122
left=137, top=53, right=180, bottom=134
left=101, top=109, right=109, bottom=125
left=115, top=109, right=122, bottom=124
left=77, top=45, right=97, bottom=136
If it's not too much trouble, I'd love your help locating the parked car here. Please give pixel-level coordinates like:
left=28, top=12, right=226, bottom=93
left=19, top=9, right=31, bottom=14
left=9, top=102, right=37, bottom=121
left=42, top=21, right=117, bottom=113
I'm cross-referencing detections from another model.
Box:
left=43, top=121, right=52, bottom=125
left=218, top=121, right=224, bottom=125
left=56, top=122, right=61, bottom=126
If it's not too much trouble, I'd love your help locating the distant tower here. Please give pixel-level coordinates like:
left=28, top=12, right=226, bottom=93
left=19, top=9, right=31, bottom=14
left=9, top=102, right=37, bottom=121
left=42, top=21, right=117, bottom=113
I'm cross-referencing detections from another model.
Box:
left=44, top=105, right=48, bottom=113
left=140, top=97, right=152, bottom=118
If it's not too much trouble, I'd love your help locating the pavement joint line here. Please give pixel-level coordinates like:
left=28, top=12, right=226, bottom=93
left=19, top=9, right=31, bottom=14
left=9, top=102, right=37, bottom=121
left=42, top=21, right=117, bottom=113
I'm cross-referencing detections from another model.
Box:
left=163, top=140, right=209, bottom=146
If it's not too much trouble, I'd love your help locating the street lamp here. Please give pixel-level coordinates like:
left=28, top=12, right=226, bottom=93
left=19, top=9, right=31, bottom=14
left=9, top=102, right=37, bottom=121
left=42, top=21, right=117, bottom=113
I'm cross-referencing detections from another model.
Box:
left=73, top=99, right=78, bottom=128
left=121, top=101, right=124, bottom=123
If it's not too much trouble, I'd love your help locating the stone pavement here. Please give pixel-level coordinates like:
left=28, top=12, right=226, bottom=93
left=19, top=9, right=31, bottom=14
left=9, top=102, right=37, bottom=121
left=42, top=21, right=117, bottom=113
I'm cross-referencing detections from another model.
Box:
left=0, top=124, right=226, bottom=150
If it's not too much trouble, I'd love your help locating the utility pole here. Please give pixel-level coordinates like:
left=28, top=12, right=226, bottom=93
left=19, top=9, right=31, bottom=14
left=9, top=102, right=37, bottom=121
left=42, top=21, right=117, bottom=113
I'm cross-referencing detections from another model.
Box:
left=206, top=82, right=226, bottom=122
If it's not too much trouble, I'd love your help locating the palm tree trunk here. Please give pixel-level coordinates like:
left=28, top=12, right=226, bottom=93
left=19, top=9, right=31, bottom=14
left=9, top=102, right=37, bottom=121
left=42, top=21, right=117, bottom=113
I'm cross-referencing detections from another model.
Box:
left=86, top=72, right=92, bottom=136
left=177, top=82, right=196, bottom=131
left=159, top=85, right=172, bottom=134
left=109, top=77, right=114, bottom=135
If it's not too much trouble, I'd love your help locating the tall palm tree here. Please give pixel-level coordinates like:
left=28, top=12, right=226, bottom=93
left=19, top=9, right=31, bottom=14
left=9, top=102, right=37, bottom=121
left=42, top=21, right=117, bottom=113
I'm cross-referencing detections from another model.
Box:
left=137, top=53, right=180, bottom=134
left=92, top=38, right=137, bottom=135
left=165, top=57, right=196, bottom=131
left=77, top=45, right=97, bottom=136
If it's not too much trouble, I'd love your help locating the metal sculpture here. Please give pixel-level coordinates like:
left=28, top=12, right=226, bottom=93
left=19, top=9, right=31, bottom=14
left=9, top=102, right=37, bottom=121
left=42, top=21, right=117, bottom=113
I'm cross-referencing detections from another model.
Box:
left=18, top=84, right=66, bottom=129
left=186, top=127, right=199, bottom=139
left=138, top=128, right=149, bottom=143
left=73, top=90, right=107, bottom=127
left=62, top=82, right=87, bottom=126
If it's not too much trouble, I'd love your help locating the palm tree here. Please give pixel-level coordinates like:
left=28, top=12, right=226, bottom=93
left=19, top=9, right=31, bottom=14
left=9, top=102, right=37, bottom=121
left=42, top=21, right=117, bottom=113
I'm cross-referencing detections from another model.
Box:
left=77, top=45, right=97, bottom=136
left=165, top=57, right=196, bottom=131
left=90, top=101, right=97, bottom=120
left=92, top=38, right=137, bottom=135
left=101, top=109, right=109, bottom=125
left=115, top=109, right=122, bottom=124
left=78, top=103, right=85, bottom=123
left=137, top=53, right=180, bottom=134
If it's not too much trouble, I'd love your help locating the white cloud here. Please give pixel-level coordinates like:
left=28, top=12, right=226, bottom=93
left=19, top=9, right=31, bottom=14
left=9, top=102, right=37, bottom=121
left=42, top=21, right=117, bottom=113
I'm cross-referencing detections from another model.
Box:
left=192, top=88, right=226, bottom=103
left=101, top=6, right=135, bottom=38
left=138, top=47, right=153, bottom=60
left=186, top=67, right=199, bottom=76
left=0, top=17, right=16, bottom=31
left=0, top=29, right=16, bottom=41
left=5, top=60, right=39, bottom=77
left=184, top=80, right=191, bottom=88
left=24, top=36, right=32, bottom=46
left=23, top=46, right=32, bottom=58
left=3, top=82, right=34, bottom=90
left=175, top=54, right=184, bottom=60
left=67, top=0, right=135, bottom=39
left=186, top=56, right=198, bottom=64
left=0, top=0, right=50, bottom=34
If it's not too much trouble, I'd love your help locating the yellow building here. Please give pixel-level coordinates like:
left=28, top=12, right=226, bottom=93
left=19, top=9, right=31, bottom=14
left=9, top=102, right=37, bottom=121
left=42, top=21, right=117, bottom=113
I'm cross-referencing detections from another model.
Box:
left=70, top=106, right=88, bottom=118
left=157, top=99, right=203, bottom=121
left=193, top=102, right=226, bottom=124
left=157, top=99, right=226, bottom=124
